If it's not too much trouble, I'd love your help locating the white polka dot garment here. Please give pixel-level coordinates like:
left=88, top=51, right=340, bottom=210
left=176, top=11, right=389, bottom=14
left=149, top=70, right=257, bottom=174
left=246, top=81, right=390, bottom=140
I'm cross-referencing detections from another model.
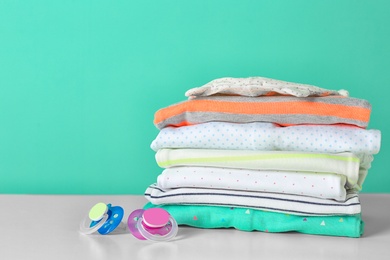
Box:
left=151, top=122, right=381, bottom=155
left=157, top=166, right=348, bottom=201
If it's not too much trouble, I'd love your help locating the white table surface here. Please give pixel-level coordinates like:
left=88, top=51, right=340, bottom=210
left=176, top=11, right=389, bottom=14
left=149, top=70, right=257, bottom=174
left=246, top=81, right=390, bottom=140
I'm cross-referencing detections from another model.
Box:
left=0, top=194, right=389, bottom=260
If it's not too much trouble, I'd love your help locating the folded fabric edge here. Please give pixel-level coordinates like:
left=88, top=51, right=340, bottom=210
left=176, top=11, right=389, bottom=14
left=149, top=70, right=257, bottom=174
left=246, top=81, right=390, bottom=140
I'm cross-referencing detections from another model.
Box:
left=144, top=203, right=364, bottom=238
left=184, top=77, right=349, bottom=98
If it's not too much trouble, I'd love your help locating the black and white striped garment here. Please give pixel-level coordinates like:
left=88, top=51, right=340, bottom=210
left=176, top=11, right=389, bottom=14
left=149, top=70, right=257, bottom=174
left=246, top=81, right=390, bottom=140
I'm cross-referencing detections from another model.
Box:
left=145, top=184, right=361, bottom=216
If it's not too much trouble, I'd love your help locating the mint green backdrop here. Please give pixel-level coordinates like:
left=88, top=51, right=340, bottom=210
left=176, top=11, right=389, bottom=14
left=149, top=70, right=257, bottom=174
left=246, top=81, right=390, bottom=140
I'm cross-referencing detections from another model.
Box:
left=0, top=0, right=388, bottom=194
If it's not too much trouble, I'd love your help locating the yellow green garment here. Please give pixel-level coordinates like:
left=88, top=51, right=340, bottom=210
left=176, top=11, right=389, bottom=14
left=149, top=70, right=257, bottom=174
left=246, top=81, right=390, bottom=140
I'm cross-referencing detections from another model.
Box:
left=144, top=203, right=364, bottom=238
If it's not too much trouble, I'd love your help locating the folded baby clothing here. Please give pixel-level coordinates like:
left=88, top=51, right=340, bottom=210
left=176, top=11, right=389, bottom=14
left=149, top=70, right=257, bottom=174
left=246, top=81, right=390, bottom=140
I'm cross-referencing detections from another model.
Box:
left=154, top=95, right=371, bottom=129
left=151, top=122, right=381, bottom=154
left=155, top=148, right=371, bottom=190
left=143, top=203, right=364, bottom=238
left=145, top=76, right=381, bottom=238
left=156, top=166, right=348, bottom=201
left=145, top=184, right=361, bottom=216
left=185, top=76, right=349, bottom=98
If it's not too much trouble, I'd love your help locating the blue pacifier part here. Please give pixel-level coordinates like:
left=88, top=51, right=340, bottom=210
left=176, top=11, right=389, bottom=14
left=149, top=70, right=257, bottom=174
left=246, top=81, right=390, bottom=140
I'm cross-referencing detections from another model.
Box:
left=94, top=204, right=124, bottom=235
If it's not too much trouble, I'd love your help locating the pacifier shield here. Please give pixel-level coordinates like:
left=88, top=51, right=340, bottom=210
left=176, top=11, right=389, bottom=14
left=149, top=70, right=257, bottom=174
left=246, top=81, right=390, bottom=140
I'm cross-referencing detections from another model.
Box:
left=128, top=209, right=147, bottom=240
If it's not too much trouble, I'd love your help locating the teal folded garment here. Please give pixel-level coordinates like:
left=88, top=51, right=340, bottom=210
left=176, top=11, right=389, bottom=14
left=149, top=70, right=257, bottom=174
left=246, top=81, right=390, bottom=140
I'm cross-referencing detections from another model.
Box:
left=144, top=203, right=364, bottom=238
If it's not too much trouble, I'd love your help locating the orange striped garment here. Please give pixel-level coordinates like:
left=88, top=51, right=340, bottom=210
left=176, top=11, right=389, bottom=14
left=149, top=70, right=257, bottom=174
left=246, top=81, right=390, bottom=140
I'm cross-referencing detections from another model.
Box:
left=154, top=95, right=371, bottom=129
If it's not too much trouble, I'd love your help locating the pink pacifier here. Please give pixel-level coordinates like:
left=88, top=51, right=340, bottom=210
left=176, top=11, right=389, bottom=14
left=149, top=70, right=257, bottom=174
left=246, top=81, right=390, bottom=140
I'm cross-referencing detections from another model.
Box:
left=127, top=208, right=178, bottom=241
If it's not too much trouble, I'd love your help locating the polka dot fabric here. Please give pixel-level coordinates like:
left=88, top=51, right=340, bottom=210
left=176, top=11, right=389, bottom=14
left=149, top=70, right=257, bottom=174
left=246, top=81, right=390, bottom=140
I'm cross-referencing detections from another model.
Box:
left=151, top=122, right=381, bottom=155
left=155, top=148, right=371, bottom=191
left=157, top=166, right=347, bottom=201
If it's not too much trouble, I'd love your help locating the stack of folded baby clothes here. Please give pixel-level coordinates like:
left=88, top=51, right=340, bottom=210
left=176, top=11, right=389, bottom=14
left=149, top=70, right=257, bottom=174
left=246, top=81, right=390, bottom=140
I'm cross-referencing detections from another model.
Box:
left=144, top=77, right=381, bottom=237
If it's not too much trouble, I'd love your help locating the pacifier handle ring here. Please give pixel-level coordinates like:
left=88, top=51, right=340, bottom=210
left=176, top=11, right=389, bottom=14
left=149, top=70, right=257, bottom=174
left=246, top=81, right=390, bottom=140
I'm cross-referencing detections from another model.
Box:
left=137, top=215, right=178, bottom=242
left=79, top=202, right=109, bottom=235
left=79, top=213, right=109, bottom=235
left=89, top=202, right=108, bottom=221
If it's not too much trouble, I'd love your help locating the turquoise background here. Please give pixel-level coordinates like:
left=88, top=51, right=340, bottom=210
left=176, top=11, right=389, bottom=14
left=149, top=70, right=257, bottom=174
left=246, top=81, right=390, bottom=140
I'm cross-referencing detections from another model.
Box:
left=0, top=0, right=388, bottom=194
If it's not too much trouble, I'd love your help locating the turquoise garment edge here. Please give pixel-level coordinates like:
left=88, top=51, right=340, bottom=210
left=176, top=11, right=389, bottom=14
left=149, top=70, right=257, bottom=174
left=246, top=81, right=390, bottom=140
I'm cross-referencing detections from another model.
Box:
left=144, top=203, right=364, bottom=238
